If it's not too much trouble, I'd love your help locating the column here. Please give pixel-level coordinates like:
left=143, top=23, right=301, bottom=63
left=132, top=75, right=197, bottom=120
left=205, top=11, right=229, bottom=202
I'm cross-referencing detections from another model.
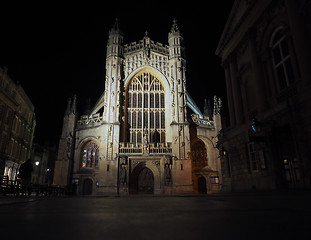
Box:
left=249, top=30, right=266, bottom=112
left=223, top=61, right=236, bottom=127
left=229, top=55, right=244, bottom=125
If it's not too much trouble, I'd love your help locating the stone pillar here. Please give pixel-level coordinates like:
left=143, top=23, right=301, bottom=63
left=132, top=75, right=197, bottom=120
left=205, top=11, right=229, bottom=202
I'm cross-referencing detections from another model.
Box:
left=249, top=30, right=266, bottom=113
left=229, top=55, right=244, bottom=125
left=223, top=62, right=236, bottom=127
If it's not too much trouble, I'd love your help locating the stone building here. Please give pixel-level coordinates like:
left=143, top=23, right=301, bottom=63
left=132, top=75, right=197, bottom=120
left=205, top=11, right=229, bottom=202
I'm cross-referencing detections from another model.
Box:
left=31, top=144, right=57, bottom=186
left=53, top=20, right=222, bottom=195
left=0, top=67, right=36, bottom=180
left=216, top=0, right=311, bottom=191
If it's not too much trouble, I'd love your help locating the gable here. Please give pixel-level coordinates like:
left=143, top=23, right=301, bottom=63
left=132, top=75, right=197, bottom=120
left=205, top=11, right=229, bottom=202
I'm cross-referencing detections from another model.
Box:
left=215, top=0, right=271, bottom=61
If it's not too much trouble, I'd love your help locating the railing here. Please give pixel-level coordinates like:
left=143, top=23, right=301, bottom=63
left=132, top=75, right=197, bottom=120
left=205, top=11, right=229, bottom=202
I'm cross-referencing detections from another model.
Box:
left=119, top=142, right=172, bottom=155
left=1, top=175, right=66, bottom=196
left=0, top=176, right=21, bottom=196
left=77, top=113, right=103, bottom=126
left=119, top=143, right=143, bottom=154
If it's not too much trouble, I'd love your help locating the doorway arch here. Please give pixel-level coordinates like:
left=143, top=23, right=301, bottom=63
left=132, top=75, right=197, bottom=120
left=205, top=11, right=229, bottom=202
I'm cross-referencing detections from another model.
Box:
left=198, top=177, right=207, bottom=194
left=137, top=167, right=154, bottom=194
left=130, top=167, right=154, bottom=194
left=130, top=162, right=157, bottom=194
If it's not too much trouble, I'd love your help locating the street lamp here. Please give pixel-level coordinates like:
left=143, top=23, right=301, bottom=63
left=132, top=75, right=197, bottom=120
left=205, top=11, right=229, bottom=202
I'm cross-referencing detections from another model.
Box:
left=221, top=147, right=227, bottom=156
left=35, top=161, right=40, bottom=166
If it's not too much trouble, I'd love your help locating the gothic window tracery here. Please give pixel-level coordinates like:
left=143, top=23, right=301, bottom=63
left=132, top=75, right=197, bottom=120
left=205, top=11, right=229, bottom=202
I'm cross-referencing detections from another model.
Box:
left=191, top=140, right=208, bottom=169
left=81, top=141, right=99, bottom=168
left=127, top=72, right=165, bottom=144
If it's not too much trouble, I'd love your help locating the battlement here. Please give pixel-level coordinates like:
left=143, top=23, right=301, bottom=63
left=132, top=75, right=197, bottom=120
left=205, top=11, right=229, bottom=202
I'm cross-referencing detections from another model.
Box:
left=124, top=39, right=170, bottom=78
left=77, top=113, right=103, bottom=127
left=124, top=40, right=169, bottom=55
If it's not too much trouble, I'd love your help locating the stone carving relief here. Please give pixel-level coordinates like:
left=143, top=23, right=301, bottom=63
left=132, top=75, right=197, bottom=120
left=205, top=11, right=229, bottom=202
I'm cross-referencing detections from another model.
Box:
left=119, top=157, right=128, bottom=185
left=164, top=156, right=172, bottom=186
left=124, top=43, right=169, bottom=79
left=191, top=114, right=215, bottom=129
left=131, top=160, right=141, bottom=169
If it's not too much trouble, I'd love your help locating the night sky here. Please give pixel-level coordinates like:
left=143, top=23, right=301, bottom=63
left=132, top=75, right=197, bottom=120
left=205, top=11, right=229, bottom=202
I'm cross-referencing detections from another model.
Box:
left=0, top=3, right=233, bottom=145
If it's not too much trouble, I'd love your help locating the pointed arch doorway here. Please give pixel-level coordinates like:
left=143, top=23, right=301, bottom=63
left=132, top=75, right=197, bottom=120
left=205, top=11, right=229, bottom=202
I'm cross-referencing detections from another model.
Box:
left=138, top=168, right=154, bottom=194
left=198, top=177, right=207, bottom=194
left=130, top=164, right=154, bottom=194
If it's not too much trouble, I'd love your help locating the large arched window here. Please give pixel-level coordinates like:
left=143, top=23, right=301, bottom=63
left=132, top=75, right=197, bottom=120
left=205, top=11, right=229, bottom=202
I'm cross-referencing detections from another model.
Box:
left=127, top=72, right=165, bottom=144
left=271, top=28, right=295, bottom=90
left=81, top=141, right=99, bottom=168
left=191, top=139, right=208, bottom=169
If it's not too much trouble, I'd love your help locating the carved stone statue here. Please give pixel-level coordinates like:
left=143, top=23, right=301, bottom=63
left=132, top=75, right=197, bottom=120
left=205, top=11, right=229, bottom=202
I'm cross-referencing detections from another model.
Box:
left=164, top=163, right=171, bottom=185
left=119, top=166, right=127, bottom=184
left=143, top=128, right=149, bottom=145
left=143, top=128, right=149, bottom=154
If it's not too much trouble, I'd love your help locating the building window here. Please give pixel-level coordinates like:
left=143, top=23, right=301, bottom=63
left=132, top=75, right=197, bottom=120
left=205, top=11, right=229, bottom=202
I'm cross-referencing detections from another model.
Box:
left=191, top=139, right=208, bottom=169
left=271, top=28, right=295, bottom=90
left=210, top=176, right=220, bottom=184
left=81, top=141, right=99, bottom=168
left=127, top=72, right=165, bottom=144
left=247, top=142, right=266, bottom=172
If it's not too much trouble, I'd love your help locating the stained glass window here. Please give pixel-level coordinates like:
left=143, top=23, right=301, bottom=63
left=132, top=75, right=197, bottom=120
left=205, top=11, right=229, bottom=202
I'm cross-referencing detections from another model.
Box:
left=127, top=72, right=166, bottom=144
left=138, top=93, right=142, bottom=108
left=191, top=140, right=208, bottom=169
left=81, top=141, right=99, bottom=168
left=150, top=112, right=154, bottom=129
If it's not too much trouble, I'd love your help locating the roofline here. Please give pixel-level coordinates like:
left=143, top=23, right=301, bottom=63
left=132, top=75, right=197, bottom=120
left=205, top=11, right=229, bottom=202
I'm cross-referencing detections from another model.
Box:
left=215, top=1, right=237, bottom=57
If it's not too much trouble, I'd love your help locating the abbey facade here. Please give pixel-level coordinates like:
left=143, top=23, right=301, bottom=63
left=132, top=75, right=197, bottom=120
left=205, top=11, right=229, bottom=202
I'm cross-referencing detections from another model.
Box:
left=53, top=20, right=222, bottom=195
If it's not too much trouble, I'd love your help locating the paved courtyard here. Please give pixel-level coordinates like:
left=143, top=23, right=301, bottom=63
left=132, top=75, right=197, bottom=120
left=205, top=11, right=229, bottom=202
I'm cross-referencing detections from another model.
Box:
left=0, top=191, right=310, bottom=240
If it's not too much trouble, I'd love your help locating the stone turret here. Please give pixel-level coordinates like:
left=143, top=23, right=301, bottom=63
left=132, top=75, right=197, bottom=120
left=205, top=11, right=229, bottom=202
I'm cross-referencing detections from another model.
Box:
left=168, top=19, right=184, bottom=59
left=100, top=19, right=125, bottom=193
left=168, top=19, right=192, bottom=194
left=53, top=95, right=77, bottom=187
left=103, top=19, right=124, bottom=124
left=168, top=19, right=187, bottom=125
left=106, top=18, right=124, bottom=58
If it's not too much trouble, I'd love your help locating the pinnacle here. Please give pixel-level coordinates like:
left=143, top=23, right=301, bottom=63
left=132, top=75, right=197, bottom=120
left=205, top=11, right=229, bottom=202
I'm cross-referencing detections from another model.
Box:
left=170, top=18, right=179, bottom=33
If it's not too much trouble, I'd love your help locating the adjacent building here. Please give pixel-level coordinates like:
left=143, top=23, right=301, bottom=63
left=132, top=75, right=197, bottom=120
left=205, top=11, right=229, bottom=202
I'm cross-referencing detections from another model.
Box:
left=31, top=143, right=57, bottom=186
left=216, top=0, right=311, bottom=191
left=53, top=20, right=223, bottom=195
left=0, top=67, right=36, bottom=181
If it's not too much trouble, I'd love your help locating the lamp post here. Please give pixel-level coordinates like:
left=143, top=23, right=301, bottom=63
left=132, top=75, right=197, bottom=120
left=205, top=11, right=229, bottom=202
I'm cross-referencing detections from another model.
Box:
left=34, top=160, right=40, bottom=184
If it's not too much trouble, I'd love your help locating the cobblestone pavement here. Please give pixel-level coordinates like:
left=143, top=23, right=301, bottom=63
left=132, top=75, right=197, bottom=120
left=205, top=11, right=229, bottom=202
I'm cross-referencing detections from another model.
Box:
left=1, top=191, right=310, bottom=240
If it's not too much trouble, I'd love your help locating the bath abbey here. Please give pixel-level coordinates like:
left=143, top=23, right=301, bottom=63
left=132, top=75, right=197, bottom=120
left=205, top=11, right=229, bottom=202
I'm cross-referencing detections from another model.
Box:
left=53, top=20, right=222, bottom=195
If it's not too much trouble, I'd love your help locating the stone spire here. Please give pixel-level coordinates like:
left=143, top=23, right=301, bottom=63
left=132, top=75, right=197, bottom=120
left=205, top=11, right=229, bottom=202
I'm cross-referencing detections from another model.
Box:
left=170, top=18, right=180, bottom=34
left=65, top=97, right=71, bottom=116
left=204, top=98, right=212, bottom=120
left=111, top=18, right=121, bottom=33
left=168, top=18, right=184, bottom=59
left=71, top=94, right=77, bottom=115
left=64, top=95, right=77, bottom=116
left=213, top=96, right=222, bottom=116
left=54, top=94, right=77, bottom=187
left=107, top=18, right=124, bottom=58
